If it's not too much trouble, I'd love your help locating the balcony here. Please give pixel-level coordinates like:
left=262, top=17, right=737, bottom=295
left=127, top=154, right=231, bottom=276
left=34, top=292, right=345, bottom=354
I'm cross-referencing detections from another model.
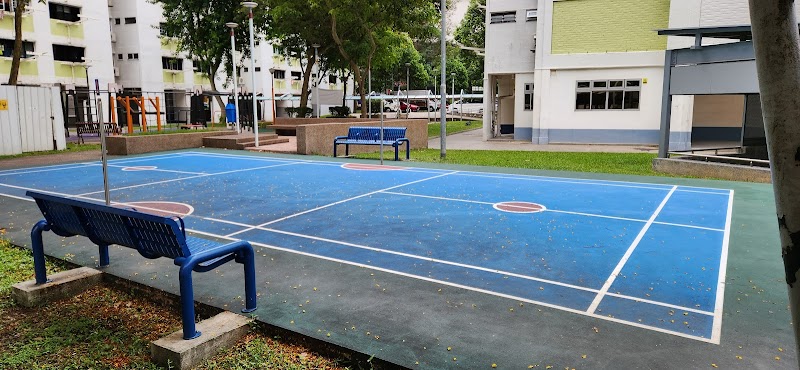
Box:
left=0, top=58, right=38, bottom=76
left=54, top=61, right=87, bottom=79
left=50, top=19, right=84, bottom=40
left=163, top=70, right=185, bottom=85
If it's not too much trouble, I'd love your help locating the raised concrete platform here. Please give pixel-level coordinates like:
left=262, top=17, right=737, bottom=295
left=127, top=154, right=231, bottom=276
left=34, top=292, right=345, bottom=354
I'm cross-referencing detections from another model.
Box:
left=652, top=157, right=771, bottom=183
left=151, top=311, right=251, bottom=370
left=12, top=267, right=103, bottom=307
left=203, top=133, right=289, bottom=150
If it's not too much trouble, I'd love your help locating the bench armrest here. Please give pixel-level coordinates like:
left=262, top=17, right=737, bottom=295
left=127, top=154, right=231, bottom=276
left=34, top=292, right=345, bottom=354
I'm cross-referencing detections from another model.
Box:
left=175, top=240, right=253, bottom=269
left=334, top=136, right=349, bottom=141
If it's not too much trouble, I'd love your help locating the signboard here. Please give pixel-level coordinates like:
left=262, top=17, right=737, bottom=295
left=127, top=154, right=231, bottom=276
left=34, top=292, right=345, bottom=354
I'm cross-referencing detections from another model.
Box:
left=471, top=86, right=484, bottom=92
left=0, top=99, right=7, bottom=111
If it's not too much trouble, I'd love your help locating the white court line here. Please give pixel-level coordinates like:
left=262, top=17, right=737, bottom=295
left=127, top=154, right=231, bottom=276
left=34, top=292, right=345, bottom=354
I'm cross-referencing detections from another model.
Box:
left=186, top=150, right=734, bottom=194
left=226, top=171, right=459, bottom=237
left=0, top=152, right=192, bottom=177
left=587, top=186, right=678, bottom=314
left=0, top=184, right=719, bottom=341
left=604, top=292, right=714, bottom=316
left=710, top=190, right=735, bottom=344
left=184, top=227, right=718, bottom=343
left=185, top=151, right=447, bottom=174
left=76, top=162, right=301, bottom=197
left=93, top=163, right=207, bottom=176
left=381, top=190, right=725, bottom=232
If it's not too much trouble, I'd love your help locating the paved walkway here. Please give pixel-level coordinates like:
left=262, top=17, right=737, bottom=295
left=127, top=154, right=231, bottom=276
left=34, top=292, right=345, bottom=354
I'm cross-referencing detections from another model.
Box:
left=429, top=128, right=659, bottom=153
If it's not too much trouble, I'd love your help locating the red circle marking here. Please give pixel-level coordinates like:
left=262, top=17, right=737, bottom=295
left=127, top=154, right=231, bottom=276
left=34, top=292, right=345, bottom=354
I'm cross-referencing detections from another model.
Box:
left=342, top=163, right=406, bottom=171
left=493, top=201, right=546, bottom=214
left=120, top=201, right=194, bottom=217
left=122, top=166, right=158, bottom=171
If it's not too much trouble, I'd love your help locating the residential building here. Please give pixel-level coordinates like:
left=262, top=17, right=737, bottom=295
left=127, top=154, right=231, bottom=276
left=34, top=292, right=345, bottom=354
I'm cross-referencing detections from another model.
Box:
left=483, top=0, right=671, bottom=145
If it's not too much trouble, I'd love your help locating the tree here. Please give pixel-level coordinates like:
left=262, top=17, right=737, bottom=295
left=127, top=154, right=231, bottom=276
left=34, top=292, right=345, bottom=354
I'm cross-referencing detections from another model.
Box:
left=453, top=0, right=485, bottom=94
left=8, top=0, right=44, bottom=85
left=748, top=0, right=800, bottom=364
left=268, top=0, right=338, bottom=116
left=320, top=0, right=438, bottom=117
left=156, top=0, right=269, bottom=112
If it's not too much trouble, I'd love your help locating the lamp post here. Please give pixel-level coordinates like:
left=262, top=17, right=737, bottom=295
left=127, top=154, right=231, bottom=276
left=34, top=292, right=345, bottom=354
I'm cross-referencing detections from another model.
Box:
left=405, top=62, right=411, bottom=118
left=439, top=0, right=447, bottom=159
left=225, top=22, right=241, bottom=133
left=312, top=43, right=320, bottom=118
left=242, top=1, right=259, bottom=146
left=268, top=67, right=276, bottom=124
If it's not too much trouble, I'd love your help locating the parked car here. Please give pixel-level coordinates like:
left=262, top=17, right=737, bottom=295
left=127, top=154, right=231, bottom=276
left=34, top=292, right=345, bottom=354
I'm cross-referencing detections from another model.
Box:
left=447, top=100, right=484, bottom=115
left=399, top=101, right=420, bottom=112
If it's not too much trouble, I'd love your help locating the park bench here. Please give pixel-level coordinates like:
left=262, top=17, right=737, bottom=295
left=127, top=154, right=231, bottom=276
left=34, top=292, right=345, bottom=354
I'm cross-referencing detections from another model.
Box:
left=25, top=191, right=257, bottom=340
left=76, top=122, right=119, bottom=144
left=333, top=126, right=410, bottom=161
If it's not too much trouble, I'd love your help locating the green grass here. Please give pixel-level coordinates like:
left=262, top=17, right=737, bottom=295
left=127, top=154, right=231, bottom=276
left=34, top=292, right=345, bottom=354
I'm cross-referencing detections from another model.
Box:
left=0, top=239, right=348, bottom=369
left=427, top=120, right=481, bottom=138
left=0, top=143, right=101, bottom=160
left=357, top=149, right=662, bottom=177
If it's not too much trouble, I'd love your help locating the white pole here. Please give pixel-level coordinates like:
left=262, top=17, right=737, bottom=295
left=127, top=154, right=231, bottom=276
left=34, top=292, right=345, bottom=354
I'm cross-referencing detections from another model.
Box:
left=98, top=99, right=110, bottom=206
left=439, top=0, right=447, bottom=159
left=380, top=99, right=385, bottom=165
left=368, top=68, right=372, bottom=119
left=226, top=23, right=241, bottom=133
left=313, top=44, right=320, bottom=119
left=243, top=2, right=259, bottom=146
left=460, top=88, right=464, bottom=123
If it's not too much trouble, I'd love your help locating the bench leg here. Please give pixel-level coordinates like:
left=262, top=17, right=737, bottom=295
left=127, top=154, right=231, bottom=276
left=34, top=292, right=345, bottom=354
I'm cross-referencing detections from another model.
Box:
left=345, top=144, right=350, bottom=157
left=98, top=244, right=110, bottom=268
left=405, top=140, right=410, bottom=160
left=178, top=264, right=201, bottom=340
left=31, top=220, right=51, bottom=285
left=239, top=245, right=257, bottom=313
left=394, top=145, right=399, bottom=161
left=333, top=143, right=338, bottom=158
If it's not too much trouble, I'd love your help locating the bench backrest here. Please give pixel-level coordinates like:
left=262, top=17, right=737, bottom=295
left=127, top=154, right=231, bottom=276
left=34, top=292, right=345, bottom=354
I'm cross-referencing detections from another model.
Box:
left=27, top=191, right=190, bottom=259
left=347, top=126, right=407, bottom=141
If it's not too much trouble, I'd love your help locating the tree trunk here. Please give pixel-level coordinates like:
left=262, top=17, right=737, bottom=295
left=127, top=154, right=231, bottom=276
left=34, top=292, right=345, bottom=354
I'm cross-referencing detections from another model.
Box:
left=207, top=71, right=226, bottom=122
left=341, top=71, right=351, bottom=107
left=8, top=0, right=28, bottom=85
left=749, top=0, right=800, bottom=364
left=329, top=12, right=366, bottom=117
left=299, top=51, right=315, bottom=117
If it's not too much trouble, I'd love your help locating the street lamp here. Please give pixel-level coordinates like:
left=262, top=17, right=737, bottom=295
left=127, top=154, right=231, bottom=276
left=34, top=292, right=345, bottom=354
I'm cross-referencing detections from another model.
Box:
left=242, top=1, right=259, bottom=146
left=268, top=67, right=276, bottom=124
left=225, top=22, right=241, bottom=133
left=405, top=62, right=411, bottom=118
left=312, top=43, right=320, bottom=118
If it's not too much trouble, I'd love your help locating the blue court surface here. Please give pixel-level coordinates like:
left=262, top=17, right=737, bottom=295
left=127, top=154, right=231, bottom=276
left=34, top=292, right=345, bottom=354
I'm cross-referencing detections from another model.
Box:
left=0, top=151, right=733, bottom=343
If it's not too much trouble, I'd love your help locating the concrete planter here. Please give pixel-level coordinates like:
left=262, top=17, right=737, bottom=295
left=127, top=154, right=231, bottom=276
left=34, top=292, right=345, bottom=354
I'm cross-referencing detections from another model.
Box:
left=106, top=131, right=237, bottom=155
left=652, top=158, right=771, bottom=183
left=296, top=119, right=429, bottom=157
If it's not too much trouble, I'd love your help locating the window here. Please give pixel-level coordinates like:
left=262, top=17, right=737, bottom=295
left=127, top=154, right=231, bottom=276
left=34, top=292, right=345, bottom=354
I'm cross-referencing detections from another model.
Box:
left=49, top=3, right=81, bottom=22
left=159, top=22, right=169, bottom=36
left=52, top=44, right=84, bottom=62
left=0, top=0, right=16, bottom=13
left=524, top=83, right=534, bottom=110
left=291, top=71, right=301, bottom=80
left=115, top=18, right=121, bottom=25
left=255, top=67, right=261, bottom=72
left=0, top=38, right=34, bottom=58
left=117, top=53, right=123, bottom=60
left=526, top=9, right=538, bottom=21
left=490, top=11, right=516, bottom=24
left=575, top=79, right=641, bottom=110
left=329, top=75, right=338, bottom=84
left=124, top=17, right=136, bottom=24
left=162, top=57, right=183, bottom=71
left=192, top=60, right=202, bottom=72
left=272, top=69, right=285, bottom=79
left=127, top=53, right=138, bottom=60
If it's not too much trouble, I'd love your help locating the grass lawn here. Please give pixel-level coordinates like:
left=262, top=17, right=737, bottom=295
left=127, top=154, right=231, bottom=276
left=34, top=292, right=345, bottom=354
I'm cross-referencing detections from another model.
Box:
left=357, top=149, right=662, bottom=177
left=428, top=120, right=481, bottom=138
left=0, top=239, right=349, bottom=369
left=0, top=143, right=101, bottom=160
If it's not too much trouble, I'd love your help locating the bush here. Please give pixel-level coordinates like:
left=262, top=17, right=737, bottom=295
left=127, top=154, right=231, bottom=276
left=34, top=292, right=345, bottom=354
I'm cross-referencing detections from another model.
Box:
left=284, top=107, right=313, bottom=118
left=328, top=106, right=351, bottom=118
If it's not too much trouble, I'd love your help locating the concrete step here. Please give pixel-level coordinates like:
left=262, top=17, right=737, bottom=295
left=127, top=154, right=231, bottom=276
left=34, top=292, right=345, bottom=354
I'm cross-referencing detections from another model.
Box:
left=237, top=137, right=290, bottom=149
left=203, top=133, right=282, bottom=150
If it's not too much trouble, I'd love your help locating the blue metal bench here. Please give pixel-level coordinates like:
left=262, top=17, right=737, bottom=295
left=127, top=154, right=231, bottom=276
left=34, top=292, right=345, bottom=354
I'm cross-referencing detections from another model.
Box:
left=333, top=126, right=410, bottom=161
left=26, top=191, right=257, bottom=340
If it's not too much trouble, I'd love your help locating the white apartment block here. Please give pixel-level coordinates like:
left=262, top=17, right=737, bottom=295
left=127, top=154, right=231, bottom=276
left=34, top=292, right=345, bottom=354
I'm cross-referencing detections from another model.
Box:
left=482, top=0, right=771, bottom=149
left=1, top=0, right=349, bottom=125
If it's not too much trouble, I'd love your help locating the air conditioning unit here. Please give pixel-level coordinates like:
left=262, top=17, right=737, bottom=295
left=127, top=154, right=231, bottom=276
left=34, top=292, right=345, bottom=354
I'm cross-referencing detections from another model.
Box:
left=113, top=67, right=120, bottom=77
